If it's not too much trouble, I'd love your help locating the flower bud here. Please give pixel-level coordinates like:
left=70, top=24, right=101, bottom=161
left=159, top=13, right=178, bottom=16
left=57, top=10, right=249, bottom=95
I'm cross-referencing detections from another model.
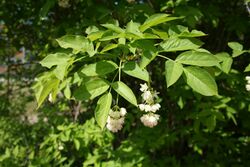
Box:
left=120, top=107, right=127, bottom=116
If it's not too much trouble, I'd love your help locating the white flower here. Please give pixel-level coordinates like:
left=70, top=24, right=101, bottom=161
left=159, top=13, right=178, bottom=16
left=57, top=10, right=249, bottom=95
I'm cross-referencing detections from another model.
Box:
left=138, top=84, right=161, bottom=127
left=48, top=93, right=53, bottom=103
left=118, top=117, right=125, bottom=124
left=120, top=108, right=127, bottom=116
left=109, top=109, right=121, bottom=119
left=246, top=76, right=250, bottom=81
left=142, top=91, right=153, bottom=102
left=58, top=145, right=64, bottom=150
left=151, top=103, right=161, bottom=112
left=140, top=83, right=148, bottom=92
left=138, top=104, right=145, bottom=111
left=106, top=107, right=127, bottom=133
left=140, top=114, right=160, bottom=128
left=106, top=117, right=125, bottom=133
left=246, top=84, right=250, bottom=91
left=139, top=104, right=161, bottom=112
left=43, top=117, right=48, bottom=123
left=144, top=104, right=152, bottom=112
left=107, top=116, right=124, bottom=125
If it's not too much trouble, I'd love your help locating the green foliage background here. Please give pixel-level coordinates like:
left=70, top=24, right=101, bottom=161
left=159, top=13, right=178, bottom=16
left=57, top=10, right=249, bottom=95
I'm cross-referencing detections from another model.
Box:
left=0, top=0, right=250, bottom=166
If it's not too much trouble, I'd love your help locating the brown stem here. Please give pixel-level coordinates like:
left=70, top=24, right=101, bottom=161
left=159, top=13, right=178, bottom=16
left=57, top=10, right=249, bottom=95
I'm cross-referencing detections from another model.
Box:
left=73, top=101, right=81, bottom=122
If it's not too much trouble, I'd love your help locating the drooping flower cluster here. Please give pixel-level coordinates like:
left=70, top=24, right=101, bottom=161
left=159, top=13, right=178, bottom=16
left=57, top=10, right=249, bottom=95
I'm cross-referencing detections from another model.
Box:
left=106, top=107, right=127, bottom=133
left=246, top=76, right=250, bottom=91
left=138, top=83, right=161, bottom=128
left=140, top=114, right=160, bottom=128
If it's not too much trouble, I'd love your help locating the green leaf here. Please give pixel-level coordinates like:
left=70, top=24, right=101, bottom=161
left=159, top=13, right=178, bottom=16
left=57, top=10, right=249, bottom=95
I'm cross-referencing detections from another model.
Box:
left=40, top=53, right=71, bottom=68
left=168, top=25, right=189, bottom=36
left=99, top=32, right=122, bottom=41
left=95, top=93, right=112, bottom=129
left=74, top=78, right=109, bottom=100
left=179, top=30, right=206, bottom=37
left=165, top=60, right=183, bottom=87
left=228, top=42, right=243, bottom=51
left=81, top=60, right=118, bottom=76
left=74, top=139, right=80, bottom=151
left=216, top=52, right=233, bottom=73
left=176, top=51, right=220, bottom=66
left=53, top=62, right=71, bottom=80
left=40, top=53, right=73, bottom=80
left=118, top=38, right=126, bottom=45
left=151, top=28, right=168, bottom=39
left=140, top=50, right=158, bottom=69
left=56, top=35, right=94, bottom=55
left=131, top=39, right=156, bottom=51
left=160, top=37, right=203, bottom=52
left=228, top=42, right=245, bottom=57
left=132, top=40, right=158, bottom=68
left=122, top=61, right=149, bottom=81
left=33, top=73, right=60, bottom=108
left=112, top=81, right=137, bottom=106
left=140, top=14, right=180, bottom=32
left=183, top=66, right=218, bottom=96
left=244, top=64, right=250, bottom=72
left=101, top=44, right=118, bottom=53
left=142, top=33, right=160, bottom=39
left=87, top=31, right=105, bottom=41
left=85, top=26, right=99, bottom=35
left=101, top=24, right=124, bottom=34
left=124, top=32, right=141, bottom=40
left=205, top=115, right=216, bottom=132
left=126, top=21, right=143, bottom=37
left=64, top=85, right=71, bottom=99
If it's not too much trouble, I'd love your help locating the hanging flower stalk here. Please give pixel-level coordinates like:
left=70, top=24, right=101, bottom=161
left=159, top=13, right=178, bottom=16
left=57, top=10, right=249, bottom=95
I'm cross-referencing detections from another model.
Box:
left=138, top=83, right=161, bottom=128
left=106, top=107, right=127, bottom=133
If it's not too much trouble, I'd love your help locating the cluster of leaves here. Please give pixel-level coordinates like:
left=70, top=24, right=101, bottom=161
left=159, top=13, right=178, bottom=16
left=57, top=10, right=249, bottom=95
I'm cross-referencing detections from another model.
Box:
left=34, top=13, right=230, bottom=129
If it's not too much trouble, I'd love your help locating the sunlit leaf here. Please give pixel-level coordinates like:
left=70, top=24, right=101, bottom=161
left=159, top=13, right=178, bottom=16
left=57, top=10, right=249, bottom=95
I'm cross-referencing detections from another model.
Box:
left=95, top=93, right=112, bottom=129
left=244, top=64, right=250, bottom=72
left=122, top=61, right=149, bottom=81
left=40, top=53, right=71, bottom=68
left=74, top=139, right=80, bottom=151
left=140, top=14, right=180, bottom=32
left=81, top=60, right=118, bottom=76
left=56, top=35, right=94, bottom=55
left=101, top=44, right=118, bottom=53
left=160, top=37, right=203, bottom=52
left=228, top=42, right=245, bottom=57
left=101, top=24, right=124, bottom=33
left=165, top=60, right=183, bottom=87
left=74, top=78, right=109, bottom=100
left=216, top=52, right=233, bottom=73
left=176, top=51, right=220, bottom=66
left=112, top=81, right=137, bottom=106
left=64, top=84, right=71, bottom=99
left=33, top=73, right=60, bottom=108
left=183, top=66, right=218, bottom=96
left=126, top=21, right=143, bottom=37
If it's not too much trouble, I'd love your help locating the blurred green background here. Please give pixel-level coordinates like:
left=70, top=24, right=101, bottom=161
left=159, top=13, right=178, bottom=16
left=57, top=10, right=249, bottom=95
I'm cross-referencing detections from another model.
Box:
left=0, top=0, right=250, bottom=166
